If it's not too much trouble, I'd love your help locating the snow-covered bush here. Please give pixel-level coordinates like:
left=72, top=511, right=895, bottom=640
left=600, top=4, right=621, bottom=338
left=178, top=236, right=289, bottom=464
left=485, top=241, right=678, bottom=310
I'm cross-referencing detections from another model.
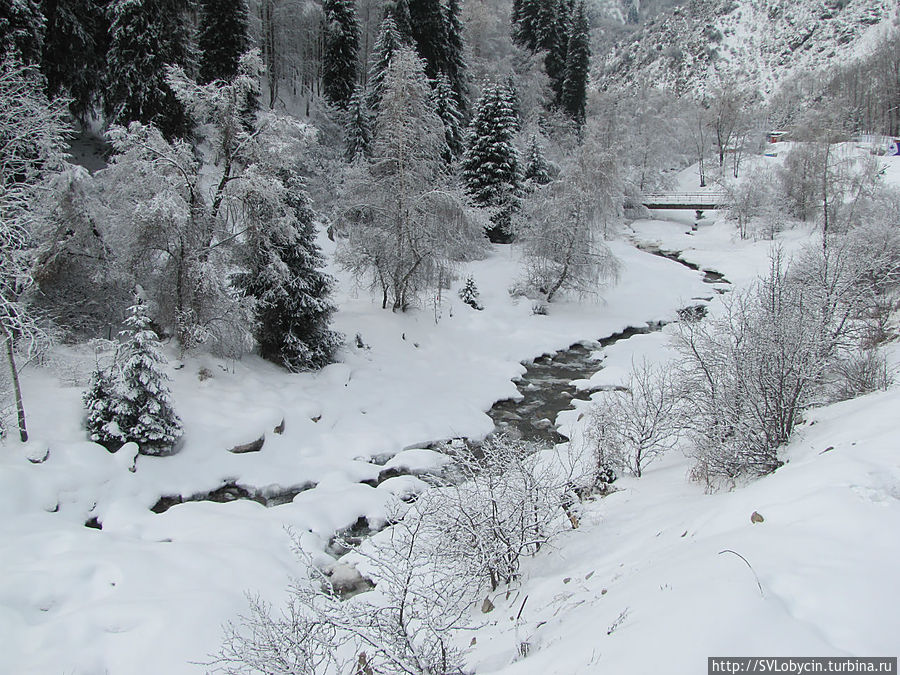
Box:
left=214, top=512, right=472, bottom=675
left=677, top=252, right=830, bottom=482
left=430, top=435, right=575, bottom=591
left=458, top=275, right=483, bottom=310
left=587, top=361, right=683, bottom=478
left=828, top=348, right=894, bottom=403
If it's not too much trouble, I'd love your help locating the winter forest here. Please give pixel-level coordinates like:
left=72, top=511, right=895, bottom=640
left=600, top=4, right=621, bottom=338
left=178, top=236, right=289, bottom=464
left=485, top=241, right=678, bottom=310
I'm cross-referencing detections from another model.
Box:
left=2, top=0, right=900, bottom=671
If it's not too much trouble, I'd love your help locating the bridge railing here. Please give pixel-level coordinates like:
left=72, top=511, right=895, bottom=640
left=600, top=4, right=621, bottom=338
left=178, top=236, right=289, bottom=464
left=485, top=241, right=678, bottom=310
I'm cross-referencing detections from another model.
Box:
left=641, top=192, right=728, bottom=205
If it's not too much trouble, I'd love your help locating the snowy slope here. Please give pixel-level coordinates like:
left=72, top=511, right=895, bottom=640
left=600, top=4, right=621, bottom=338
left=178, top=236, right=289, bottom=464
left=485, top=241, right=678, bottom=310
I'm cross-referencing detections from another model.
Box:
left=466, top=384, right=900, bottom=673
left=0, top=238, right=710, bottom=674
left=3, top=153, right=899, bottom=673
left=598, top=0, right=897, bottom=96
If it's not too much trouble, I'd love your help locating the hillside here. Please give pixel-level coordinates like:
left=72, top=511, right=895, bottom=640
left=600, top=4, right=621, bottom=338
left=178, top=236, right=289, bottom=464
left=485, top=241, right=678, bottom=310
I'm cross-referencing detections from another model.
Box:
left=597, top=0, right=897, bottom=96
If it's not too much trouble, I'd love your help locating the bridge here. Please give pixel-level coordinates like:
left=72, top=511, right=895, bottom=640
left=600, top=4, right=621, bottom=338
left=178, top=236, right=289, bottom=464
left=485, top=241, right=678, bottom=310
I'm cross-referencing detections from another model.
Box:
left=641, top=192, right=728, bottom=211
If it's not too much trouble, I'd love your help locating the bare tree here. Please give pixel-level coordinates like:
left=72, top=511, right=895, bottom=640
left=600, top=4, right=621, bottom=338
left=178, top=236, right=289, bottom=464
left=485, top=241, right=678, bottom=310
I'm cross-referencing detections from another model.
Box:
left=518, top=127, right=622, bottom=302
left=0, top=58, right=70, bottom=441
left=676, top=251, right=832, bottom=482
left=336, top=48, right=485, bottom=311
left=586, top=360, right=683, bottom=478
left=427, top=435, right=580, bottom=591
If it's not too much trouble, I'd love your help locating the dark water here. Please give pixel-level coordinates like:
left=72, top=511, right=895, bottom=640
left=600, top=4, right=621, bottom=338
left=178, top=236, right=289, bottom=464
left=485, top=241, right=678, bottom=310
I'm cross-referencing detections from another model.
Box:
left=486, top=323, right=668, bottom=445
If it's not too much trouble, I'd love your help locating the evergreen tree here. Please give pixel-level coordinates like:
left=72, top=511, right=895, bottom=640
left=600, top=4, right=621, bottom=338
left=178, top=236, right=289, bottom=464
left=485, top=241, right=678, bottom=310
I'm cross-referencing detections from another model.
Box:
left=368, top=15, right=406, bottom=113
left=116, top=298, right=183, bottom=455
left=197, top=0, right=250, bottom=84
left=560, top=0, right=589, bottom=123
left=0, top=0, right=44, bottom=64
left=105, top=0, right=192, bottom=139
left=443, top=0, right=467, bottom=113
left=322, top=0, right=360, bottom=108
left=458, top=275, right=482, bottom=310
left=233, top=171, right=343, bottom=371
left=408, top=0, right=447, bottom=83
left=41, top=0, right=108, bottom=118
left=461, top=83, right=522, bottom=243
left=523, top=134, right=552, bottom=186
left=511, top=0, right=572, bottom=105
left=542, top=0, right=570, bottom=104
left=384, top=0, right=413, bottom=43
left=511, top=0, right=540, bottom=53
left=431, top=72, right=463, bottom=163
left=83, top=365, right=125, bottom=450
left=344, top=84, right=372, bottom=161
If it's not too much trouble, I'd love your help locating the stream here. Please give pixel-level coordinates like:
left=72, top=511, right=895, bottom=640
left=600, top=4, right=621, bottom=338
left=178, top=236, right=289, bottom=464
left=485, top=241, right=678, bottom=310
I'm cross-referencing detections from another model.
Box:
left=139, top=237, right=731, bottom=580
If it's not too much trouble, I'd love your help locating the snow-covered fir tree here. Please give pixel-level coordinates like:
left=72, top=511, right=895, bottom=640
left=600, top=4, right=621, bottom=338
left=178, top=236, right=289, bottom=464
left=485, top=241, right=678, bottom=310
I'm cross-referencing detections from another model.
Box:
left=83, top=365, right=125, bottom=450
left=344, top=85, right=372, bottom=162
left=458, top=275, right=482, bottom=310
left=322, top=0, right=360, bottom=109
left=105, top=0, right=192, bottom=138
left=543, top=0, right=571, bottom=104
left=0, top=0, right=44, bottom=64
left=384, top=0, right=414, bottom=44
left=512, top=0, right=571, bottom=105
left=232, top=170, right=343, bottom=371
left=408, top=0, right=449, bottom=83
left=115, top=298, right=183, bottom=455
left=523, top=134, right=553, bottom=186
left=431, top=72, right=463, bottom=163
left=560, top=0, right=590, bottom=123
left=511, top=0, right=541, bottom=53
left=197, top=0, right=250, bottom=84
left=367, top=15, right=406, bottom=113
left=462, top=83, right=522, bottom=242
left=338, top=47, right=484, bottom=311
left=443, top=0, right=468, bottom=114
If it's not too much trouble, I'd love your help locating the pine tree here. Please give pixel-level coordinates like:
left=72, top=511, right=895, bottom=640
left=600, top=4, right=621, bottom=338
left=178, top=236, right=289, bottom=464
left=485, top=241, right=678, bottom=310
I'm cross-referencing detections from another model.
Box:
left=105, top=0, right=192, bottom=139
left=322, top=0, right=360, bottom=109
left=41, top=0, right=108, bottom=118
left=83, top=365, right=125, bottom=450
left=233, top=171, right=343, bottom=371
left=431, top=72, right=463, bottom=162
left=368, top=15, right=405, bottom=113
left=462, top=83, right=522, bottom=243
left=197, top=0, right=250, bottom=84
left=116, top=298, right=183, bottom=455
left=0, top=0, right=44, bottom=65
left=560, top=0, right=589, bottom=123
left=344, top=85, right=372, bottom=161
left=523, top=134, right=552, bottom=186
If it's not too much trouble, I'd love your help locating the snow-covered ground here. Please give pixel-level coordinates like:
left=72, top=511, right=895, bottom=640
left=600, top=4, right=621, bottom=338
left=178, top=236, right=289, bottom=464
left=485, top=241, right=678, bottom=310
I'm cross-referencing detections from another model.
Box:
left=0, top=228, right=709, bottom=673
left=2, top=153, right=899, bottom=674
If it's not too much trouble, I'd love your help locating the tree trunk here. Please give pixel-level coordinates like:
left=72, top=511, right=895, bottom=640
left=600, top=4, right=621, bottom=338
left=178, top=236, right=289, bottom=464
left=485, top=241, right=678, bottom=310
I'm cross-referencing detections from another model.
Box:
left=2, top=325, right=28, bottom=442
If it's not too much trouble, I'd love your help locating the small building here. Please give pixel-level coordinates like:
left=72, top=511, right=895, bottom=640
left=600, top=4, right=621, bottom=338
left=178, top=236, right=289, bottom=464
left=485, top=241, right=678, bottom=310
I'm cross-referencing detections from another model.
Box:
left=766, top=131, right=788, bottom=144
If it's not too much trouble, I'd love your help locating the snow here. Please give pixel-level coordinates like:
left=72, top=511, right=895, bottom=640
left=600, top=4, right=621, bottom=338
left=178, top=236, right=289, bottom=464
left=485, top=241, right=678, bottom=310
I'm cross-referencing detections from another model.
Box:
left=0, top=225, right=709, bottom=674
left=3, top=151, right=899, bottom=673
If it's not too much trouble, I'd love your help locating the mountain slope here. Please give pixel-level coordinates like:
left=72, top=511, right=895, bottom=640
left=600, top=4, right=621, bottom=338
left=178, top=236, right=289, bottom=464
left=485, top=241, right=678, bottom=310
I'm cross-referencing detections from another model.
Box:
left=598, top=0, right=897, bottom=96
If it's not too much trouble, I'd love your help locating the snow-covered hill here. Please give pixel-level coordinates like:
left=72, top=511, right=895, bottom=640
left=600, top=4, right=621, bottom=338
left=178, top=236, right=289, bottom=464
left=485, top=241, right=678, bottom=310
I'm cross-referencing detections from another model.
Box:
left=598, top=0, right=897, bottom=96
